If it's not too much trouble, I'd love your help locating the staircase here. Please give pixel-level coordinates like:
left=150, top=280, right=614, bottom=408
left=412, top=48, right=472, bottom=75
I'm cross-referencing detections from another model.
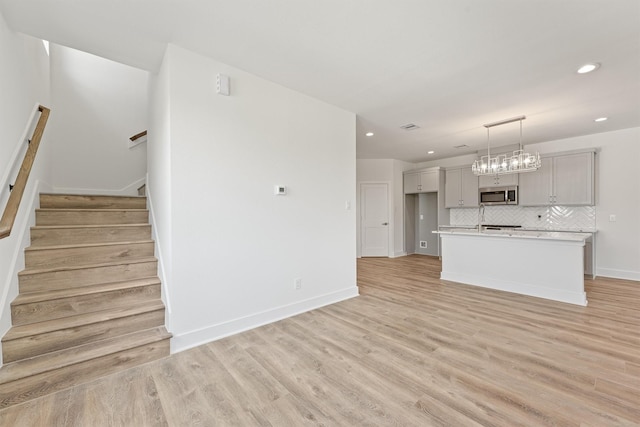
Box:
left=0, top=193, right=171, bottom=409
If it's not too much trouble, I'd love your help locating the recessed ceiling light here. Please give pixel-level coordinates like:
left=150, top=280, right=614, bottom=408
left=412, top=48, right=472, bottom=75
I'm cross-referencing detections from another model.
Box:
left=365, top=132, right=374, bottom=137
left=577, top=63, right=600, bottom=74
left=594, top=117, right=608, bottom=122
left=427, top=150, right=435, bottom=154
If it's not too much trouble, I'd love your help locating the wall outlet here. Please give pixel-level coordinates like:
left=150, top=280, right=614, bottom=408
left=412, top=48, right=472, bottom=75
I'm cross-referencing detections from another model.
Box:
left=420, top=241, right=427, bottom=248
left=294, top=278, right=302, bottom=290
left=609, top=214, right=617, bottom=222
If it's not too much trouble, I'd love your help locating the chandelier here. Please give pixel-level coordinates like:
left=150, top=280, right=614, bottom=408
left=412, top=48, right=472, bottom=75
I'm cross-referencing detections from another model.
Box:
left=472, top=115, right=541, bottom=176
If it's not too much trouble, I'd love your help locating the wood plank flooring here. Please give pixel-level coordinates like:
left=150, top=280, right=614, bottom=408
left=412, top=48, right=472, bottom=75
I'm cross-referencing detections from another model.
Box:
left=1, top=255, right=639, bottom=426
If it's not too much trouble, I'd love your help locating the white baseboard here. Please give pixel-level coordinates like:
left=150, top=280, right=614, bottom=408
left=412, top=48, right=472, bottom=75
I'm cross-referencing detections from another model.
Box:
left=0, top=179, right=49, bottom=364
left=144, top=181, right=172, bottom=331
left=391, top=251, right=407, bottom=258
left=52, top=177, right=146, bottom=197
left=170, top=286, right=359, bottom=354
left=596, top=268, right=640, bottom=281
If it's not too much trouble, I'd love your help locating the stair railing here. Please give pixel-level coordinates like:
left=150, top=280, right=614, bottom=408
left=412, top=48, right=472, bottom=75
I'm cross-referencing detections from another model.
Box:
left=0, top=105, right=50, bottom=239
left=129, top=130, right=147, bottom=149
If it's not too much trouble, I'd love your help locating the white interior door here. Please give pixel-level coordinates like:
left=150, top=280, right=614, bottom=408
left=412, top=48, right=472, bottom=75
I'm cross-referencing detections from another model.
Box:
left=360, top=183, right=389, bottom=257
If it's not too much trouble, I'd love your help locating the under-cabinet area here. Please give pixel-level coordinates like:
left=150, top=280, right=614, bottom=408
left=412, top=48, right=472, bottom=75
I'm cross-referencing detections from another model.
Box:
left=405, top=193, right=439, bottom=256
left=403, top=167, right=448, bottom=257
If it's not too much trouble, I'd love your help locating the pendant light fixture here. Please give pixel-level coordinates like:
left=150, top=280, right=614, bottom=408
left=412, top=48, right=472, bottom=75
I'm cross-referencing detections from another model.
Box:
left=472, top=115, right=541, bottom=176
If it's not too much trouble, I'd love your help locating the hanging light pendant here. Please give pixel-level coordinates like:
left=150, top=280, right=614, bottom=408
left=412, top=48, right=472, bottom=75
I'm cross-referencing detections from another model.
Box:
left=472, top=115, right=541, bottom=176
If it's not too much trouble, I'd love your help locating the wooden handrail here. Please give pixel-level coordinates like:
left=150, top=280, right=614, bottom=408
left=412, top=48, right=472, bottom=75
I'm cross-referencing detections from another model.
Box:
left=0, top=105, right=50, bottom=239
left=129, top=130, right=147, bottom=142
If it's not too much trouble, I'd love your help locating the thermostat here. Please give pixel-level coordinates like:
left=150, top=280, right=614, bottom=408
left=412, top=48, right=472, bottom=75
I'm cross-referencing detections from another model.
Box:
left=216, top=73, right=230, bottom=96
left=274, top=185, right=287, bottom=195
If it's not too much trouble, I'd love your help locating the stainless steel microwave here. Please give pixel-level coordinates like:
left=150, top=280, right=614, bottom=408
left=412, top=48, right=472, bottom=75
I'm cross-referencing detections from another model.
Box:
left=479, top=186, right=518, bottom=205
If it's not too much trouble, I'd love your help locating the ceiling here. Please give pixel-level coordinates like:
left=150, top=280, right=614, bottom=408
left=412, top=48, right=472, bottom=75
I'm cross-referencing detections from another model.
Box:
left=2, top=0, right=639, bottom=162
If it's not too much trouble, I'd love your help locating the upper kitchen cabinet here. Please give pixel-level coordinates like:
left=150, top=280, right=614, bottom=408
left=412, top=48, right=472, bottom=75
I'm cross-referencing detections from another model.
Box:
left=403, top=168, right=439, bottom=194
left=445, top=166, right=478, bottom=208
left=478, top=172, right=518, bottom=188
left=519, top=150, right=595, bottom=206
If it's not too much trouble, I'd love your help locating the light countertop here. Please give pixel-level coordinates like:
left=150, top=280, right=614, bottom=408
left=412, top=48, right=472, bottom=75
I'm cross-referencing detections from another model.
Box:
left=435, top=228, right=592, bottom=242
left=439, top=225, right=597, bottom=233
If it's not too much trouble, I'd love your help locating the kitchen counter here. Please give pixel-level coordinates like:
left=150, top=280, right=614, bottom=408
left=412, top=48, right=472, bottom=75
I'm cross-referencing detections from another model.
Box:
left=437, top=226, right=597, bottom=279
left=436, top=228, right=592, bottom=242
left=435, top=229, right=588, bottom=305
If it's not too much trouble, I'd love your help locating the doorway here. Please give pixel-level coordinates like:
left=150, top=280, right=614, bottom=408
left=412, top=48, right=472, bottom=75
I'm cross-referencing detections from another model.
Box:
left=360, top=183, right=389, bottom=257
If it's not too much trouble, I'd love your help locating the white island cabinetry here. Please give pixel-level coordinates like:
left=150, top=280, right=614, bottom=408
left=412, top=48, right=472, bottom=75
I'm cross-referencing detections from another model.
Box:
left=436, top=229, right=590, bottom=306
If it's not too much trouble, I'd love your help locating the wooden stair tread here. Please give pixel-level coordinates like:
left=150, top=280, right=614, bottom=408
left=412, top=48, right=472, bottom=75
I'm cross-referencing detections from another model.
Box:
left=31, top=223, right=150, bottom=230
left=37, top=208, right=148, bottom=212
left=11, top=277, right=160, bottom=305
left=2, top=300, right=165, bottom=341
left=24, top=240, right=154, bottom=252
left=0, top=327, right=171, bottom=386
left=40, top=193, right=145, bottom=198
left=39, top=194, right=146, bottom=210
left=19, top=256, right=158, bottom=276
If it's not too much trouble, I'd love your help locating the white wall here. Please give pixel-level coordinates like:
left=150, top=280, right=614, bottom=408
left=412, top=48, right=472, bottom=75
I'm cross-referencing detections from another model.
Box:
left=147, top=46, right=173, bottom=324
left=0, top=11, right=51, bottom=358
left=49, top=45, right=148, bottom=195
left=527, top=127, right=640, bottom=280
left=149, top=45, right=357, bottom=352
left=416, top=153, right=479, bottom=170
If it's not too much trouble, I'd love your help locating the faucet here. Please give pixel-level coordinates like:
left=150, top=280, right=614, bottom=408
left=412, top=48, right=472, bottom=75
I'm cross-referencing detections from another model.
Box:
left=478, top=203, right=485, bottom=232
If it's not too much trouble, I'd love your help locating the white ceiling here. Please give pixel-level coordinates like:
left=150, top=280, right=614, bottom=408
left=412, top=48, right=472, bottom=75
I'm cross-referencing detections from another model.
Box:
left=2, top=0, right=639, bottom=162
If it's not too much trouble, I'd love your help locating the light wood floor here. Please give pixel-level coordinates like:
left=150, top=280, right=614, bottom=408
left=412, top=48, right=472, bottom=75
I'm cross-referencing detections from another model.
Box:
left=1, top=255, right=639, bottom=426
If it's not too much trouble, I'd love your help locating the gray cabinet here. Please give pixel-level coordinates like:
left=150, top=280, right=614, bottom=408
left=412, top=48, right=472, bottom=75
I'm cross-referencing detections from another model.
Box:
left=520, top=151, right=594, bottom=206
left=445, top=167, right=478, bottom=208
left=478, top=173, right=518, bottom=188
left=553, top=152, right=594, bottom=205
left=404, top=172, right=420, bottom=194
left=403, top=168, right=439, bottom=194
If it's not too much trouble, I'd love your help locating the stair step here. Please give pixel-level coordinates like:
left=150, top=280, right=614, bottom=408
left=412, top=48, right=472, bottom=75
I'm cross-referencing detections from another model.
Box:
left=36, top=208, right=149, bottom=226
left=18, top=257, right=158, bottom=293
left=0, top=327, right=171, bottom=409
left=39, top=193, right=146, bottom=210
left=2, top=300, right=166, bottom=363
left=0, top=192, right=169, bottom=409
left=30, top=224, right=152, bottom=246
left=11, top=278, right=161, bottom=326
left=24, top=240, right=155, bottom=269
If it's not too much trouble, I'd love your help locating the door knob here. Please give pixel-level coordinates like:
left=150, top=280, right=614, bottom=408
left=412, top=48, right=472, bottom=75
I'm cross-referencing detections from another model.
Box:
left=382, top=222, right=388, bottom=225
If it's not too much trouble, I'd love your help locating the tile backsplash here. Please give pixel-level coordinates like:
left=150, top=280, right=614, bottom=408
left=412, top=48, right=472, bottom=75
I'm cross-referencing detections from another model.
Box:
left=450, top=205, right=596, bottom=231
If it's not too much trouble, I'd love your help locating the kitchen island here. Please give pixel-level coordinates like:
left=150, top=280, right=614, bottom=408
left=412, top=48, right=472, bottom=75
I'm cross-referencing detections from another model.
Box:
left=435, top=228, right=591, bottom=305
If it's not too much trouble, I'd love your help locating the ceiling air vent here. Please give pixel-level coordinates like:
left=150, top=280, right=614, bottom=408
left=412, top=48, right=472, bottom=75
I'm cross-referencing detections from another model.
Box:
left=453, top=144, right=469, bottom=149
left=400, top=123, right=420, bottom=131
